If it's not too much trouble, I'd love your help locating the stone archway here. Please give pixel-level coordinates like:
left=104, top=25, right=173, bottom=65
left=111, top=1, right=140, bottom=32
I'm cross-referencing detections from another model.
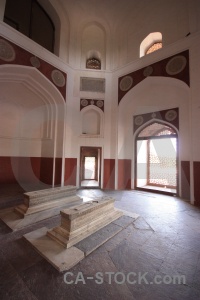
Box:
left=0, top=65, right=65, bottom=193
left=135, top=120, right=178, bottom=195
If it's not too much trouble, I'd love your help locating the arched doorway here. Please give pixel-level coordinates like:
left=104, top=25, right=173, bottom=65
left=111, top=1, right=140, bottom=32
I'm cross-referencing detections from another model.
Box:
left=80, top=147, right=102, bottom=188
left=135, top=122, right=178, bottom=195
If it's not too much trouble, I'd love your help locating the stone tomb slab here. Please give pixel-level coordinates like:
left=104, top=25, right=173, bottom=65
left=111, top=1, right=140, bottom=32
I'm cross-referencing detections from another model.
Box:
left=47, top=196, right=123, bottom=248
left=23, top=227, right=84, bottom=272
left=1, top=186, right=82, bottom=231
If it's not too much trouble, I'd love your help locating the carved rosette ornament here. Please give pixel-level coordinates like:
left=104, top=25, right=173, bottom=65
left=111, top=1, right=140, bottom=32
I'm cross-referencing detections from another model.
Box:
left=30, top=56, right=41, bottom=68
left=165, top=110, right=177, bottom=121
left=166, top=55, right=187, bottom=75
left=96, top=100, right=103, bottom=108
left=0, top=39, right=15, bottom=61
left=143, top=66, right=153, bottom=77
left=135, top=115, right=144, bottom=126
left=120, top=76, right=133, bottom=91
left=51, top=69, right=65, bottom=87
left=81, top=99, right=89, bottom=107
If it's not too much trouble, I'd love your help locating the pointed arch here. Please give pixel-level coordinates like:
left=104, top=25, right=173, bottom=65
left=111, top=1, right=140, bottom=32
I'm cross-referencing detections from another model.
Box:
left=135, top=120, right=178, bottom=195
left=80, top=105, right=104, bottom=137
left=0, top=65, right=66, bottom=188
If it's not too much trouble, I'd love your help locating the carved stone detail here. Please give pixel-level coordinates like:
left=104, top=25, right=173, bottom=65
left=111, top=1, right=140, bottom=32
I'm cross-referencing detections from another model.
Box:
left=30, top=56, right=41, bottom=68
left=166, top=55, right=187, bottom=75
left=0, top=39, right=15, bottom=61
left=120, top=76, right=133, bottom=91
left=51, top=69, right=66, bottom=87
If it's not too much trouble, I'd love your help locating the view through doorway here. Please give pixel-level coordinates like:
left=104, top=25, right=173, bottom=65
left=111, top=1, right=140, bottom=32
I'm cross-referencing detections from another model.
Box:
left=135, top=122, right=178, bottom=195
left=80, top=147, right=101, bottom=188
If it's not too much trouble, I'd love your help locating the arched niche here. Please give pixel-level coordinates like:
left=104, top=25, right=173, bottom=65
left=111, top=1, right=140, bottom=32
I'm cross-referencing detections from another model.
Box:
left=80, top=22, right=106, bottom=69
left=0, top=64, right=65, bottom=188
left=81, top=106, right=103, bottom=137
left=135, top=120, right=178, bottom=194
left=140, top=32, right=162, bottom=57
left=118, top=76, right=190, bottom=192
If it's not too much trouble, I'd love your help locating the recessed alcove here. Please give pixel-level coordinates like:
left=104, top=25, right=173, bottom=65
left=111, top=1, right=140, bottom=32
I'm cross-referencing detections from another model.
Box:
left=81, top=106, right=103, bottom=137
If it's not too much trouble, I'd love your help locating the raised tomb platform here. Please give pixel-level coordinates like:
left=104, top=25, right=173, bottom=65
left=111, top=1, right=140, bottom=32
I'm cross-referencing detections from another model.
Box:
left=0, top=186, right=82, bottom=231
left=23, top=196, right=134, bottom=272
left=47, top=197, right=123, bottom=248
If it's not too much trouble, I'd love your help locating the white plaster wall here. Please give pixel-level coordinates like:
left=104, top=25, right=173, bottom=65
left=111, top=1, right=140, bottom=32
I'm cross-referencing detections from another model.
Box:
left=118, top=77, right=190, bottom=160
left=1, top=1, right=200, bottom=193
left=80, top=23, right=106, bottom=70
left=64, top=68, right=117, bottom=187
left=189, top=36, right=200, bottom=161
left=0, top=62, right=66, bottom=165
left=1, top=0, right=200, bottom=70
left=0, top=99, right=51, bottom=157
left=112, top=0, right=192, bottom=68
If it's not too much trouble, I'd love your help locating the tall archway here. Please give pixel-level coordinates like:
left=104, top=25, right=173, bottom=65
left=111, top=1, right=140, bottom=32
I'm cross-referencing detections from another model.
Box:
left=0, top=65, right=65, bottom=196
left=135, top=121, right=178, bottom=195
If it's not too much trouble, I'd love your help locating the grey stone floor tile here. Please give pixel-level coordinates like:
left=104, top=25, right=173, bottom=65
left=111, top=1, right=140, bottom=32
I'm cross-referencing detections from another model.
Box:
left=112, top=215, right=135, bottom=228
left=0, top=276, right=38, bottom=300
left=75, top=223, right=122, bottom=256
left=1, top=237, right=43, bottom=273
left=132, top=217, right=153, bottom=230
left=104, top=224, right=139, bottom=253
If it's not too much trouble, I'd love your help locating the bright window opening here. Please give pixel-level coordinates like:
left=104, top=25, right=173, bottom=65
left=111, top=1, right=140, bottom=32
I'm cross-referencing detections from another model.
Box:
left=84, top=157, right=95, bottom=180
left=146, top=42, right=162, bottom=55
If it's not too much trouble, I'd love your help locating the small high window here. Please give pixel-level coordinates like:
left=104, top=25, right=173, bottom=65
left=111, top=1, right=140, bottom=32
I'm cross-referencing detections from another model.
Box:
left=86, top=58, right=101, bottom=70
left=146, top=42, right=162, bottom=55
left=140, top=32, right=162, bottom=57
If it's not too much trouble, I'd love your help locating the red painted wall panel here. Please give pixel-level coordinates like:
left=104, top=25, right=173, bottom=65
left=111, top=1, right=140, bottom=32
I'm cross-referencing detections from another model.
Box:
left=118, top=159, right=131, bottom=190
left=0, top=157, right=41, bottom=184
left=194, top=162, right=200, bottom=206
left=0, top=36, right=66, bottom=100
left=0, top=156, right=63, bottom=187
left=0, top=157, right=17, bottom=183
left=40, top=157, right=53, bottom=185
left=64, top=158, right=77, bottom=186
left=181, top=161, right=190, bottom=200
left=54, top=158, right=62, bottom=186
left=103, top=159, right=115, bottom=189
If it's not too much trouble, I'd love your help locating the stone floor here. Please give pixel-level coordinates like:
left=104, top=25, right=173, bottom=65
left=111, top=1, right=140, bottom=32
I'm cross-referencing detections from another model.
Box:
left=0, top=186, right=200, bottom=300
left=81, top=180, right=99, bottom=187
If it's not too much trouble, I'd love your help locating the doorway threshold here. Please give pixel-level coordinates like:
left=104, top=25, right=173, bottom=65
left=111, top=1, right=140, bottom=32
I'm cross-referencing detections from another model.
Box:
left=136, top=185, right=177, bottom=196
left=81, top=180, right=100, bottom=188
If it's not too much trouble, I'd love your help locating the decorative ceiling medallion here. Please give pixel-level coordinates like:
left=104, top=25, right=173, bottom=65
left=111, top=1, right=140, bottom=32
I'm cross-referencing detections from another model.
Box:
left=151, top=112, right=156, bottom=118
left=51, top=69, right=65, bottom=87
left=135, top=115, right=144, bottom=126
left=96, top=100, right=103, bottom=108
left=30, top=56, right=40, bottom=68
left=143, top=66, right=153, bottom=77
left=120, top=76, right=133, bottom=91
left=165, top=110, right=177, bottom=121
left=166, top=55, right=187, bottom=75
left=0, top=39, right=15, bottom=61
left=81, top=99, right=89, bottom=107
